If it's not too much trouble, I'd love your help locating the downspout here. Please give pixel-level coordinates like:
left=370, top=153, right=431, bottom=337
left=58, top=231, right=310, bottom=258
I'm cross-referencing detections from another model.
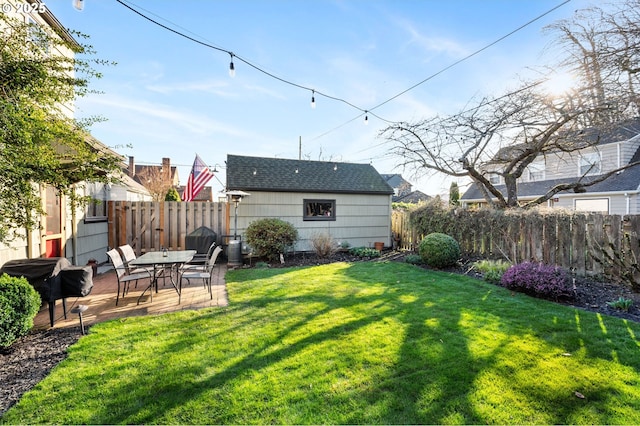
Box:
left=625, top=192, right=630, bottom=215
left=71, top=184, right=78, bottom=265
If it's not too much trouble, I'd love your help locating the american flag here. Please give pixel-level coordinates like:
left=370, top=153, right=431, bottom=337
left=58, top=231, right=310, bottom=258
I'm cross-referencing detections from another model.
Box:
left=182, top=154, right=214, bottom=201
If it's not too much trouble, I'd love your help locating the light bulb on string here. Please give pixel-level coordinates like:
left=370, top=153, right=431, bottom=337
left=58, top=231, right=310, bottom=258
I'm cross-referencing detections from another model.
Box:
left=73, top=0, right=84, bottom=11
left=229, top=53, right=236, bottom=78
left=364, top=112, right=369, bottom=125
left=311, top=90, right=316, bottom=109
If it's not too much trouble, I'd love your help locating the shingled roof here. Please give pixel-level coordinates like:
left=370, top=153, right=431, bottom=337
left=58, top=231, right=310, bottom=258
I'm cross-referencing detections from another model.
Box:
left=226, top=154, right=394, bottom=195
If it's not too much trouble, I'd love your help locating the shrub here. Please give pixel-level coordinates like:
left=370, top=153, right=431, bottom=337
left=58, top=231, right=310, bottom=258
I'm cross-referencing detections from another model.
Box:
left=607, top=297, right=633, bottom=311
left=310, top=232, right=337, bottom=258
left=164, top=188, right=181, bottom=201
left=404, top=254, right=423, bottom=265
left=349, top=247, right=381, bottom=258
left=338, top=241, right=351, bottom=250
left=473, top=259, right=512, bottom=284
left=245, top=218, right=298, bottom=261
left=418, top=233, right=460, bottom=269
left=0, top=274, right=41, bottom=348
left=500, top=262, right=573, bottom=300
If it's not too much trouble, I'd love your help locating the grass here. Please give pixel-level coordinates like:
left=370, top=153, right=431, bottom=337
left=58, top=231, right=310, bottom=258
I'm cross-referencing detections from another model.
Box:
left=2, top=261, right=640, bottom=424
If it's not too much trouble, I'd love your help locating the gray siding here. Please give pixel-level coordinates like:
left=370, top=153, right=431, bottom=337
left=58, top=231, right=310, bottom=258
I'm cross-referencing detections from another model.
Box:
left=235, top=191, right=392, bottom=252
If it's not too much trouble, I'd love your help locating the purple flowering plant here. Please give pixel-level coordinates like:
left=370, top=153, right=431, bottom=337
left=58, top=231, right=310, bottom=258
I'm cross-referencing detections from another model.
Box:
left=500, top=261, right=574, bottom=301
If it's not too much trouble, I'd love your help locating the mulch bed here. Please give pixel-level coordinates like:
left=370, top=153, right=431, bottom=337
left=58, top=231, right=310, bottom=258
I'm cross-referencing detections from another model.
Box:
left=2, top=250, right=639, bottom=417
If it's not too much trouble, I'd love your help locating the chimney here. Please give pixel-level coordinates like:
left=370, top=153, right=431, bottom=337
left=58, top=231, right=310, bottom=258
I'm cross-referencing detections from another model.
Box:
left=162, top=157, right=171, bottom=184
left=128, top=156, right=135, bottom=177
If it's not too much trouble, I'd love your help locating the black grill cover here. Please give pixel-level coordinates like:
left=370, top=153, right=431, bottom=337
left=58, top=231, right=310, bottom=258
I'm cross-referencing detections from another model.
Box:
left=60, top=266, right=93, bottom=297
left=0, top=257, right=70, bottom=299
left=0, top=258, right=93, bottom=301
left=185, top=226, right=217, bottom=254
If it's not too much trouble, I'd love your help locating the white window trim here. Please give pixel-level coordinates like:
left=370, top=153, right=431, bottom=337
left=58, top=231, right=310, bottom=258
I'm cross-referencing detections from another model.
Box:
left=579, top=152, right=601, bottom=176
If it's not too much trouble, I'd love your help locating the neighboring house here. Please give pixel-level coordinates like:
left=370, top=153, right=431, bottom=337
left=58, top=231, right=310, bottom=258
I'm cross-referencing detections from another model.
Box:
left=127, top=156, right=180, bottom=188
left=381, top=174, right=431, bottom=204
left=381, top=174, right=412, bottom=200
left=461, top=119, right=640, bottom=214
left=394, top=190, right=431, bottom=204
left=225, top=154, right=394, bottom=252
left=0, top=2, right=151, bottom=268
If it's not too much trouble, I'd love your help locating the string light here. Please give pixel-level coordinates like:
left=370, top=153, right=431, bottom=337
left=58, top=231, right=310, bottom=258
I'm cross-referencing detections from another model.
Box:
left=311, top=90, right=316, bottom=109
left=364, top=112, right=369, bottom=125
left=73, top=0, right=84, bottom=11
left=115, top=0, right=572, bottom=136
left=229, top=53, right=236, bottom=78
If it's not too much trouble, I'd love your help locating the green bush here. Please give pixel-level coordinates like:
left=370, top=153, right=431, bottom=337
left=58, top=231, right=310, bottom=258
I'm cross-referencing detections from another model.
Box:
left=473, top=259, right=512, bottom=284
left=165, top=187, right=181, bottom=201
left=349, top=247, right=381, bottom=258
left=418, top=233, right=460, bottom=269
left=245, top=218, right=298, bottom=261
left=404, top=254, right=423, bottom=265
left=0, top=274, right=41, bottom=348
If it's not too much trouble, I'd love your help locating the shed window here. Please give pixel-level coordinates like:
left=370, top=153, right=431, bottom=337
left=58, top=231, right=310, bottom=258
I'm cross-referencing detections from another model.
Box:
left=303, top=199, right=336, bottom=221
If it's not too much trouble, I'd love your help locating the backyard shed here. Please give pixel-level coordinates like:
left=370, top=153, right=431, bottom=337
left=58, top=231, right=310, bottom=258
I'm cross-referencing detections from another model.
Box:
left=225, top=154, right=394, bottom=253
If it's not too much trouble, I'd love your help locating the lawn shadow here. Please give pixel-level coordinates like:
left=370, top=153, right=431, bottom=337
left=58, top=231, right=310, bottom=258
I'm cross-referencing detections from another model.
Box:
left=27, top=261, right=640, bottom=424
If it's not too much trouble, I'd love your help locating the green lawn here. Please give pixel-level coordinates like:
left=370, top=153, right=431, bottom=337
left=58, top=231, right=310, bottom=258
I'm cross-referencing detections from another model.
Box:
left=2, top=261, right=640, bottom=424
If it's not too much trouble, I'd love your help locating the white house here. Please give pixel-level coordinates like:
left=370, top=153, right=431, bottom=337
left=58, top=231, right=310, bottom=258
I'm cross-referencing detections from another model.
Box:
left=0, top=1, right=151, bottom=268
left=461, top=119, right=640, bottom=214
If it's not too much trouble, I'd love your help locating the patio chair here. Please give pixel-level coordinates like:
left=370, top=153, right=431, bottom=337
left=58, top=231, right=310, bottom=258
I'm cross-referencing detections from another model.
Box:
left=182, top=241, right=217, bottom=271
left=106, top=249, right=153, bottom=305
left=118, top=244, right=166, bottom=286
left=179, top=246, right=223, bottom=299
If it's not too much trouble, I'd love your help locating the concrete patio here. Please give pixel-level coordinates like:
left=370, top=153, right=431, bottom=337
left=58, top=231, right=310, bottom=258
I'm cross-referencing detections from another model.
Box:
left=33, top=262, right=228, bottom=331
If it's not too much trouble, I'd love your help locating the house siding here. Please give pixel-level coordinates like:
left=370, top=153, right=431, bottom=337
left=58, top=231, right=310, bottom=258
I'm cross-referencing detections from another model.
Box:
left=235, top=191, right=392, bottom=252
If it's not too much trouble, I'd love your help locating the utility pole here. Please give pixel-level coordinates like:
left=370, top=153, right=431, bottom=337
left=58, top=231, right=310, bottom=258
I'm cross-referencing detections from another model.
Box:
left=299, top=136, right=302, bottom=160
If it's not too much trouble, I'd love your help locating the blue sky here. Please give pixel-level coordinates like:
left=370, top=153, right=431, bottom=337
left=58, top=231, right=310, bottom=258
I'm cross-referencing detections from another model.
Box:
left=45, top=0, right=598, bottom=197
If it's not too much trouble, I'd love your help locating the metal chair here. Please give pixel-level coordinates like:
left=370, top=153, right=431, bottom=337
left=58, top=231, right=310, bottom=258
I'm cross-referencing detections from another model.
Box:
left=106, top=249, right=153, bottom=305
left=119, top=244, right=166, bottom=286
left=182, top=242, right=217, bottom=272
left=179, top=246, right=223, bottom=299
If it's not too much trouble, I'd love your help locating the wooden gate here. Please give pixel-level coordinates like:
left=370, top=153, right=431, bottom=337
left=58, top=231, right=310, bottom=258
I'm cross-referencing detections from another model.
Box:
left=108, top=201, right=229, bottom=255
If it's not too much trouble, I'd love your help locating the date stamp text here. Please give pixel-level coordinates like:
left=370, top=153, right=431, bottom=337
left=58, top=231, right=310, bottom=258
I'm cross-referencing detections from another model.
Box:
left=1, top=3, right=47, bottom=14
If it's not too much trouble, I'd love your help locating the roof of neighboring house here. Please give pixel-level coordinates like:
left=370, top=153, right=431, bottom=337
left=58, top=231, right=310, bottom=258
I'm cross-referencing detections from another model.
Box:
left=226, top=154, right=394, bottom=195
left=177, top=186, right=213, bottom=201
left=116, top=170, right=152, bottom=195
left=462, top=167, right=640, bottom=200
left=488, top=118, right=640, bottom=165
left=394, top=190, right=431, bottom=203
left=381, top=174, right=411, bottom=188
left=462, top=152, right=640, bottom=201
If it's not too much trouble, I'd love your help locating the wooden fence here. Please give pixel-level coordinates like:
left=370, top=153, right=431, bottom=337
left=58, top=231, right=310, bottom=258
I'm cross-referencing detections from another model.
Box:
left=392, top=209, right=640, bottom=278
left=107, top=201, right=229, bottom=255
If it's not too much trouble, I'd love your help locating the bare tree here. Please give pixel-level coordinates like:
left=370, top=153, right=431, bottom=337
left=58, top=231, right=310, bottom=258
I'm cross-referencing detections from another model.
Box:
left=383, top=0, right=640, bottom=209
left=136, top=166, right=173, bottom=201
left=544, top=1, right=640, bottom=121
left=382, top=82, right=637, bottom=209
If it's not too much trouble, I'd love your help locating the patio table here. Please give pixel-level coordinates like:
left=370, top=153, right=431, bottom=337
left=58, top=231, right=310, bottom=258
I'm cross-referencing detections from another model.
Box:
left=129, top=250, right=196, bottom=304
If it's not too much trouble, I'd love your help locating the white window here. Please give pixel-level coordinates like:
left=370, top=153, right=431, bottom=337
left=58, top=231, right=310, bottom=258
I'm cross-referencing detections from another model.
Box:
left=579, top=152, right=601, bottom=176
left=86, top=183, right=108, bottom=222
left=528, top=161, right=545, bottom=182
left=575, top=198, right=609, bottom=213
left=489, top=173, right=501, bottom=185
